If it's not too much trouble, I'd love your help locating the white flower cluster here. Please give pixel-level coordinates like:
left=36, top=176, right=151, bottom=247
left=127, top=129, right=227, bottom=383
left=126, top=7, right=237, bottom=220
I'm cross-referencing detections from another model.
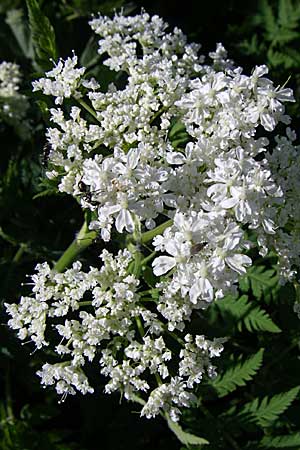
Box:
left=6, top=10, right=300, bottom=421
left=32, top=54, right=87, bottom=105
left=33, top=12, right=300, bottom=308
left=6, top=249, right=224, bottom=420
left=0, top=61, right=21, bottom=98
left=0, top=60, right=29, bottom=134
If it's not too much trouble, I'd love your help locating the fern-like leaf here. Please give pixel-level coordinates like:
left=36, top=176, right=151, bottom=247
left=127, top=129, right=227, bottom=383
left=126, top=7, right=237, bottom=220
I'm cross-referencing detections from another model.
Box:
left=211, top=349, right=264, bottom=397
left=5, top=9, right=34, bottom=59
left=260, top=0, right=278, bottom=40
left=167, top=419, right=209, bottom=446
left=260, top=432, right=300, bottom=448
left=216, top=295, right=281, bottom=333
left=239, top=265, right=279, bottom=302
left=241, top=305, right=281, bottom=333
left=26, top=0, right=57, bottom=70
left=32, top=188, right=60, bottom=200
left=238, top=386, right=300, bottom=427
left=278, top=0, right=300, bottom=30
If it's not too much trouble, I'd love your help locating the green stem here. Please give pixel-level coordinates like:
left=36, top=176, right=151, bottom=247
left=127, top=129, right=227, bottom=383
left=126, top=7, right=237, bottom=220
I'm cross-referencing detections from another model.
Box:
left=135, top=316, right=145, bottom=338
left=5, top=365, right=14, bottom=421
left=140, top=219, right=173, bottom=244
left=154, top=372, right=163, bottom=386
left=76, top=98, right=101, bottom=123
left=12, top=244, right=27, bottom=264
left=150, top=106, right=167, bottom=124
left=139, top=297, right=156, bottom=302
left=54, top=219, right=97, bottom=272
left=127, top=242, right=143, bottom=278
left=166, top=330, right=185, bottom=346
left=140, top=251, right=156, bottom=266
left=140, top=289, right=158, bottom=296
left=0, top=226, right=17, bottom=245
left=78, top=301, right=93, bottom=307
left=294, top=281, right=300, bottom=302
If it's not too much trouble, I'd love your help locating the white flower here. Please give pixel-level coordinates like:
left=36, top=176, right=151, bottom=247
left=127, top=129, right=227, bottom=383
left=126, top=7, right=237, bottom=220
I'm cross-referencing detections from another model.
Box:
left=0, top=60, right=30, bottom=133
left=6, top=10, right=300, bottom=422
left=32, top=54, right=86, bottom=104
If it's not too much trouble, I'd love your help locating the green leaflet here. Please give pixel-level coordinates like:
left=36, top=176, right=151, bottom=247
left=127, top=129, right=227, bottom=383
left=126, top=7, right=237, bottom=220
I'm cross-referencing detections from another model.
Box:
left=61, top=0, right=129, bottom=21
left=32, top=188, right=60, bottom=200
left=130, top=395, right=209, bottom=446
left=79, top=36, right=101, bottom=69
left=239, top=0, right=300, bottom=70
left=239, top=265, right=279, bottom=303
left=241, top=305, right=281, bottom=333
left=259, top=0, right=300, bottom=43
left=216, top=295, right=281, bottom=333
left=5, top=9, right=34, bottom=60
left=211, top=349, right=264, bottom=397
left=168, top=119, right=190, bottom=148
left=26, top=0, right=57, bottom=70
left=166, top=418, right=209, bottom=447
left=237, top=386, right=300, bottom=427
left=259, top=432, right=300, bottom=448
left=260, top=0, right=277, bottom=39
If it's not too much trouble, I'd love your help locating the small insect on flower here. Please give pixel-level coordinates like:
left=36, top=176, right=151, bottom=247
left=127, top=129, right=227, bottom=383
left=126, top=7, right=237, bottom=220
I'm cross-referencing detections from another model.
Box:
left=190, top=242, right=208, bottom=255
left=78, top=178, right=100, bottom=206
left=42, top=142, right=52, bottom=168
left=78, top=178, right=92, bottom=202
left=78, top=179, right=88, bottom=194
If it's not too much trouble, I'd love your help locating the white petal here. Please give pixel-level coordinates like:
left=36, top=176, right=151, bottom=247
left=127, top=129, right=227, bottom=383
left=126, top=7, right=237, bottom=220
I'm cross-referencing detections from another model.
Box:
left=220, top=197, right=238, bottom=209
left=276, top=88, right=294, bottom=102
left=225, top=254, right=252, bottom=274
left=207, top=183, right=226, bottom=200
left=165, top=240, right=181, bottom=257
left=152, top=256, right=176, bottom=276
left=260, top=112, right=276, bottom=131
left=115, top=209, right=134, bottom=233
left=127, top=148, right=141, bottom=169
left=189, top=278, right=213, bottom=304
left=166, top=152, right=186, bottom=165
left=262, top=218, right=276, bottom=234
left=100, top=204, right=121, bottom=217
left=114, top=163, right=126, bottom=174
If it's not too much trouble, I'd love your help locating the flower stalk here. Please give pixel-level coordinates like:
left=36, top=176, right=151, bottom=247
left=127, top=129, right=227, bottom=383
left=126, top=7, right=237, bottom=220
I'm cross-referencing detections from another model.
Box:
left=140, top=219, right=173, bottom=244
left=54, top=218, right=97, bottom=272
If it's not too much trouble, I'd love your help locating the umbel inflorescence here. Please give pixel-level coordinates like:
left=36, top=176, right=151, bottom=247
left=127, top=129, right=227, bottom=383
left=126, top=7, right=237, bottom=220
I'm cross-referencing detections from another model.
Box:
left=6, top=11, right=300, bottom=421
left=0, top=60, right=29, bottom=137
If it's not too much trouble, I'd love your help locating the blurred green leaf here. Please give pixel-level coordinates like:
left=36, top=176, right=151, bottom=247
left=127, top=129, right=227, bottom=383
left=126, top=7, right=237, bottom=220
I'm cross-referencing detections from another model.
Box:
left=26, top=0, right=57, bottom=70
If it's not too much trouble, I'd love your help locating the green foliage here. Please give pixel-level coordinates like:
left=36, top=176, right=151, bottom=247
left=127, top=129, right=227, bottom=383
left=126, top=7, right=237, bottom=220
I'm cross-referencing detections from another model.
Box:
left=259, top=432, right=300, bottom=448
left=237, top=387, right=300, bottom=428
left=59, top=0, right=130, bottom=20
left=262, top=0, right=300, bottom=44
left=167, top=419, right=209, bottom=447
left=243, top=304, right=281, bottom=333
left=238, top=0, right=300, bottom=69
left=5, top=9, right=34, bottom=60
left=211, top=348, right=264, bottom=397
left=0, top=0, right=23, bottom=13
left=26, top=0, right=57, bottom=70
left=0, top=401, right=81, bottom=449
left=216, top=294, right=281, bottom=333
left=79, top=36, right=100, bottom=69
left=239, top=264, right=280, bottom=303
left=168, top=120, right=190, bottom=148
